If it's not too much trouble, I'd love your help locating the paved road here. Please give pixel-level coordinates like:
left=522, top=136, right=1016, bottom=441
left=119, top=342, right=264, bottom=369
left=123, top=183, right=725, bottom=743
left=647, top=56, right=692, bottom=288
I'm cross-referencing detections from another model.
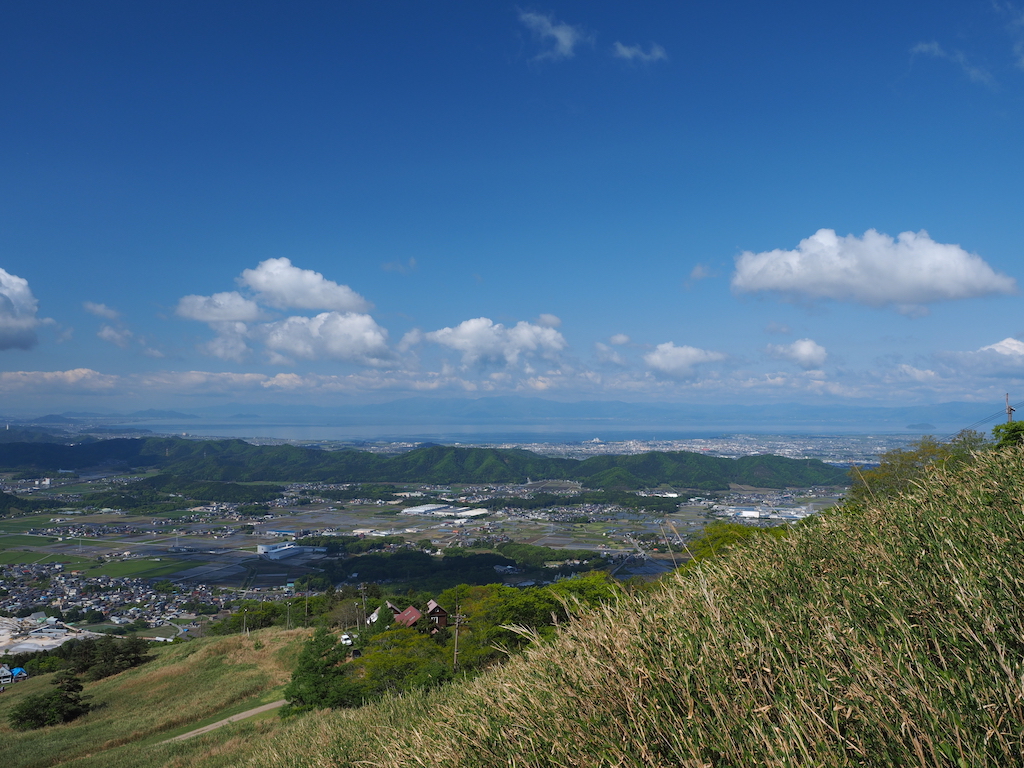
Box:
left=162, top=699, right=287, bottom=742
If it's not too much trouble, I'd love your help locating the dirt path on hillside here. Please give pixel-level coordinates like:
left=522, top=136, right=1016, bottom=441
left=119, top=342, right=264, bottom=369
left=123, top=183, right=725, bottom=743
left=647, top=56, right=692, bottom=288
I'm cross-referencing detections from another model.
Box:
left=162, top=699, right=287, bottom=742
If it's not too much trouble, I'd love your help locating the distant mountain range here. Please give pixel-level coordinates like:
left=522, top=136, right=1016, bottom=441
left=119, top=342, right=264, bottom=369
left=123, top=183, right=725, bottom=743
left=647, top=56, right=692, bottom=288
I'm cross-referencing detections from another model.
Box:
left=0, top=437, right=849, bottom=490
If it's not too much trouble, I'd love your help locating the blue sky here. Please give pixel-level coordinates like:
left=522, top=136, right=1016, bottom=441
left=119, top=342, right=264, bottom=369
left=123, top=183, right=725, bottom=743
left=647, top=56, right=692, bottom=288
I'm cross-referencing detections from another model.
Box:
left=2, top=1, right=1023, bottom=413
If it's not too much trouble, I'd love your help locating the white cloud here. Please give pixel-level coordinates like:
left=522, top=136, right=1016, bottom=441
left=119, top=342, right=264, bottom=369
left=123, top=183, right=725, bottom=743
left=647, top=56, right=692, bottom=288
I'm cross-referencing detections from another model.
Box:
left=0, top=268, right=42, bottom=350
left=83, top=301, right=119, bottom=320
left=981, top=337, right=1024, bottom=356
left=426, top=317, right=567, bottom=367
left=398, top=328, right=424, bottom=353
left=609, top=333, right=630, bottom=345
left=892, top=364, right=938, bottom=382
left=731, top=228, right=1016, bottom=312
left=98, top=325, right=133, bottom=349
left=536, top=313, right=561, bottom=328
left=595, top=342, right=626, bottom=366
left=519, top=12, right=591, bottom=61
left=201, top=322, right=251, bottom=362
left=935, top=337, right=1024, bottom=378
left=612, top=42, right=667, bottom=63
left=911, top=41, right=994, bottom=86
left=644, top=342, right=726, bottom=377
left=766, top=338, right=827, bottom=369
left=176, top=291, right=261, bottom=323
left=0, top=368, right=119, bottom=392
left=240, top=257, right=372, bottom=312
left=255, top=312, right=391, bottom=365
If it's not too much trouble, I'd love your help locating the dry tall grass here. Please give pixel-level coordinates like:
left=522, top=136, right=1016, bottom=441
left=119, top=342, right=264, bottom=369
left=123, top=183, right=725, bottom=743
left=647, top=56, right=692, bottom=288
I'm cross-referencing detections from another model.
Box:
left=242, top=446, right=1024, bottom=767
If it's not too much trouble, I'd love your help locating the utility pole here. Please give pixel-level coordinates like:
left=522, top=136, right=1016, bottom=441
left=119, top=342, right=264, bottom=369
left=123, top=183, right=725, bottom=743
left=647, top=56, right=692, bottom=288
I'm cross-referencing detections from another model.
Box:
left=451, top=589, right=467, bottom=673
left=1008, top=393, right=1015, bottom=423
left=359, top=582, right=367, bottom=628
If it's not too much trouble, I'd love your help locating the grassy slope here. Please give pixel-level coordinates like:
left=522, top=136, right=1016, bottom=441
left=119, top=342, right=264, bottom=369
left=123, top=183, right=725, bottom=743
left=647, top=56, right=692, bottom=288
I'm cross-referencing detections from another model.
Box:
left=5, top=446, right=1022, bottom=767
left=235, top=445, right=1024, bottom=767
left=0, top=627, right=310, bottom=768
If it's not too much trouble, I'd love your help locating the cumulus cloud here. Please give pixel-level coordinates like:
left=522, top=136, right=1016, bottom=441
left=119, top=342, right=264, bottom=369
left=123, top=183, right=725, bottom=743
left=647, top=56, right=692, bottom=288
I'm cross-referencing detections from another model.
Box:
left=536, top=313, right=561, bottom=328
left=397, top=328, right=425, bottom=353
left=255, top=312, right=391, bottom=366
left=98, top=325, right=133, bottom=348
left=767, top=338, right=828, bottom=369
left=0, top=268, right=42, bottom=350
left=935, top=337, right=1024, bottom=378
left=201, top=322, right=251, bottom=362
left=609, top=333, right=630, bottom=345
left=911, top=41, right=994, bottom=86
left=240, top=257, right=372, bottom=312
left=612, top=42, right=667, bottom=62
left=644, top=342, right=726, bottom=378
left=83, top=302, right=119, bottom=320
left=426, top=317, right=567, bottom=367
left=520, top=11, right=591, bottom=61
left=176, top=291, right=261, bottom=323
left=731, top=228, right=1016, bottom=312
left=982, top=337, right=1024, bottom=356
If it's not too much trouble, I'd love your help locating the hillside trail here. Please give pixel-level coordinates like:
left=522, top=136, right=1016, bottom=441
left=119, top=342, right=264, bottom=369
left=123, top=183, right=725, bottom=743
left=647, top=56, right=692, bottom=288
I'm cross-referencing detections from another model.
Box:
left=161, top=699, right=287, bottom=742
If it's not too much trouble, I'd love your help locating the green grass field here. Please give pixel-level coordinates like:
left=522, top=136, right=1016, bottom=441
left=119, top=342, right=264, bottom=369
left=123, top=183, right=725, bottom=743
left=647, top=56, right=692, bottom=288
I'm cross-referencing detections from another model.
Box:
left=0, top=514, right=63, bottom=533
left=0, top=551, right=93, bottom=565
left=0, top=534, right=55, bottom=546
left=0, top=627, right=310, bottom=768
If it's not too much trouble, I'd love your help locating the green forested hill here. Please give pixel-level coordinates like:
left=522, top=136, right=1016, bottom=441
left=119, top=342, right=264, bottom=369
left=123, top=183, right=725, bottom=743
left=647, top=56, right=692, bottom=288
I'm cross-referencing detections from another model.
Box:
left=0, top=491, right=57, bottom=514
left=0, top=437, right=848, bottom=489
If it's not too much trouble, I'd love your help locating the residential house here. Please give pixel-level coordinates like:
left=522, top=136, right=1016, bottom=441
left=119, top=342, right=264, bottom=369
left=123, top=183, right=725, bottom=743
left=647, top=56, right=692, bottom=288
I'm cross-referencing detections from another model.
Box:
left=426, top=599, right=448, bottom=629
left=392, top=605, right=423, bottom=628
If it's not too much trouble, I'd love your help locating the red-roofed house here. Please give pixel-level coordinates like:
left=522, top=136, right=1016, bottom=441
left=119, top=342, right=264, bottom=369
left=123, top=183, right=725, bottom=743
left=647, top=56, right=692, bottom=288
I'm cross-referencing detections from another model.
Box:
left=393, top=605, right=422, bottom=627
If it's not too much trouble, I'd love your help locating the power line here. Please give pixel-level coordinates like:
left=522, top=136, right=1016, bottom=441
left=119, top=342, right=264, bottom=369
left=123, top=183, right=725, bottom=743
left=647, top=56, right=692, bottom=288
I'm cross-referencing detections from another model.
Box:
left=942, top=398, right=1024, bottom=441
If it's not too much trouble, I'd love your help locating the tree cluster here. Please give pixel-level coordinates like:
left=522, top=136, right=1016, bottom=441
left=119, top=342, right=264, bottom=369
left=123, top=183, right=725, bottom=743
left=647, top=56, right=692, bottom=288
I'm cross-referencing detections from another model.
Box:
left=8, top=635, right=153, bottom=681
left=283, top=572, right=620, bottom=713
left=7, top=671, right=91, bottom=730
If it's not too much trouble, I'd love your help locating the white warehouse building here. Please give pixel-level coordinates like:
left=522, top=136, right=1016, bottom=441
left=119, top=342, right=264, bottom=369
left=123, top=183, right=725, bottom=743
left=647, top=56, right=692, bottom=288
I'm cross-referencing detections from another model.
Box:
left=257, top=542, right=300, bottom=560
